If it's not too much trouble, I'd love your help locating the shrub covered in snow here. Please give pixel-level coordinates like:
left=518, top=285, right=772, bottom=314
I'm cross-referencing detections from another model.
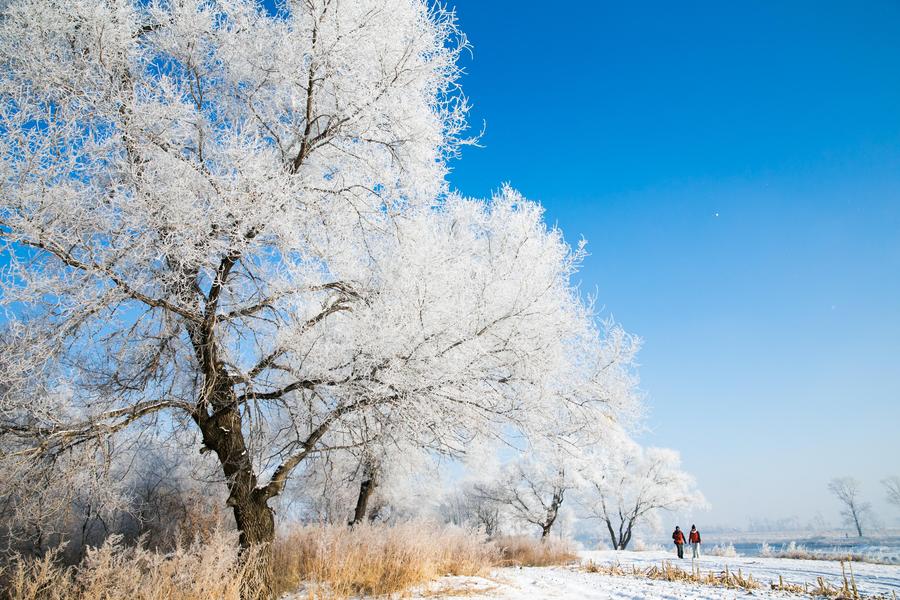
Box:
left=760, top=541, right=899, bottom=565
left=630, top=539, right=666, bottom=552
left=705, top=543, right=739, bottom=557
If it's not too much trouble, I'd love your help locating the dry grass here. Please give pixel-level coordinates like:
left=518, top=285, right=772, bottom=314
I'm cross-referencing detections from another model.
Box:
left=3, top=522, right=491, bottom=600
left=271, top=526, right=578, bottom=597
left=271, top=521, right=496, bottom=599
left=1, top=523, right=583, bottom=600
left=586, top=559, right=764, bottom=591
left=0, top=532, right=265, bottom=600
left=492, top=535, right=578, bottom=567
left=416, top=582, right=500, bottom=598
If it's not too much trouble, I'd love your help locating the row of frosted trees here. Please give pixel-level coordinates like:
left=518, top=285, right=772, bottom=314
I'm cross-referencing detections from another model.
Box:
left=302, top=429, right=706, bottom=548
left=0, top=0, right=701, bottom=590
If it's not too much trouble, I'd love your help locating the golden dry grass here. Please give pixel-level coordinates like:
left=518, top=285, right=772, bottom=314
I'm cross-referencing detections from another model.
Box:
left=492, top=535, right=578, bottom=567
left=1, top=522, right=500, bottom=600
left=272, top=521, right=497, bottom=599
left=0, top=532, right=265, bottom=600
left=1, top=523, right=583, bottom=600
left=271, top=528, right=577, bottom=599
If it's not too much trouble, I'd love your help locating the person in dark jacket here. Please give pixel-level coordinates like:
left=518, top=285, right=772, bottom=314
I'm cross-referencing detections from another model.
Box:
left=672, top=526, right=686, bottom=558
left=689, top=524, right=701, bottom=558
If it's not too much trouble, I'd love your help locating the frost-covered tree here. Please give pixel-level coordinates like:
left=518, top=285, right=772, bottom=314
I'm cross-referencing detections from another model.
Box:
left=343, top=438, right=437, bottom=526
left=439, top=443, right=508, bottom=535
left=0, top=420, right=223, bottom=558
left=468, top=326, right=640, bottom=540
left=827, top=477, right=871, bottom=537
left=0, top=0, right=469, bottom=557
left=442, top=486, right=503, bottom=536
left=580, top=439, right=705, bottom=550
left=475, top=460, right=568, bottom=539
left=0, top=0, right=639, bottom=580
left=884, top=476, right=900, bottom=510
left=475, top=440, right=587, bottom=539
left=282, top=428, right=442, bottom=526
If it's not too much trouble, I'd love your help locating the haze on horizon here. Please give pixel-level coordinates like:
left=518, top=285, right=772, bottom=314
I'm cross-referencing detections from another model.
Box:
left=448, top=0, right=900, bottom=530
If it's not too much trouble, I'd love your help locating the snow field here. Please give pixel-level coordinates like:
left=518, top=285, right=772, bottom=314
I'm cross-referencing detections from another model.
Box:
left=583, top=550, right=900, bottom=596
left=410, top=550, right=900, bottom=599
left=416, top=567, right=801, bottom=599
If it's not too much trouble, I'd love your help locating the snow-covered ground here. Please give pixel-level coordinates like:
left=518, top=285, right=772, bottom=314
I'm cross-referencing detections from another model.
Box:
left=415, top=568, right=798, bottom=599
left=583, top=550, right=900, bottom=596
left=410, top=550, right=900, bottom=599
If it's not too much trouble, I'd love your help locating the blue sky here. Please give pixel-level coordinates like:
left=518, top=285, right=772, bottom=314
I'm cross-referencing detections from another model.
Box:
left=446, top=1, right=900, bottom=528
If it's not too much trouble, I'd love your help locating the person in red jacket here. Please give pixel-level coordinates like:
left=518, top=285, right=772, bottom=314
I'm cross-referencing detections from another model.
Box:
left=672, top=526, right=686, bottom=558
left=689, top=524, right=702, bottom=558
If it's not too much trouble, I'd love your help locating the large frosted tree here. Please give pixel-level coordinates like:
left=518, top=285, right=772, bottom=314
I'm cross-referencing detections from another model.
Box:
left=0, top=0, right=468, bottom=552
left=0, top=0, right=640, bottom=578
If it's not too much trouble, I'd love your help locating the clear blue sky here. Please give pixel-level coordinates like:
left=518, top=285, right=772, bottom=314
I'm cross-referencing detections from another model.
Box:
left=446, top=0, right=900, bottom=528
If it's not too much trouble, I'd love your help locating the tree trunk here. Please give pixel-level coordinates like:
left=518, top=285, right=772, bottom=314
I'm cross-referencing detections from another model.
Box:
left=232, top=494, right=276, bottom=600
left=193, top=381, right=276, bottom=599
left=619, top=516, right=637, bottom=550
left=350, top=474, right=377, bottom=526
left=196, top=403, right=274, bottom=546
left=604, top=519, right=620, bottom=549
left=620, top=527, right=632, bottom=550
left=540, top=487, right=565, bottom=540
left=183, top=259, right=280, bottom=599
left=540, top=521, right=554, bottom=539
left=233, top=494, right=276, bottom=548
left=853, top=513, right=863, bottom=537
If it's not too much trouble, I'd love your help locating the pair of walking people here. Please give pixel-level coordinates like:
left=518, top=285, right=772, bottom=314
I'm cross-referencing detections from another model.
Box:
left=672, top=525, right=701, bottom=558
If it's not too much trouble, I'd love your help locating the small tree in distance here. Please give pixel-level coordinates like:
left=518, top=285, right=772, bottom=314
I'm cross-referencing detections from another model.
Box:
left=827, top=477, right=871, bottom=537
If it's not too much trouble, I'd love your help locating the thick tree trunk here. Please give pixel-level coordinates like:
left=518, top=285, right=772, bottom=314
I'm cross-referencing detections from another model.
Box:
left=233, top=494, right=276, bottom=548
left=183, top=255, right=281, bottom=599
left=192, top=378, right=276, bottom=599
left=195, top=402, right=273, bottom=546
left=232, top=494, right=276, bottom=600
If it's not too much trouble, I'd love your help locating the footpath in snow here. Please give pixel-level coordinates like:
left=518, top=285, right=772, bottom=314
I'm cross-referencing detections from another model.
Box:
left=410, top=550, right=900, bottom=599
